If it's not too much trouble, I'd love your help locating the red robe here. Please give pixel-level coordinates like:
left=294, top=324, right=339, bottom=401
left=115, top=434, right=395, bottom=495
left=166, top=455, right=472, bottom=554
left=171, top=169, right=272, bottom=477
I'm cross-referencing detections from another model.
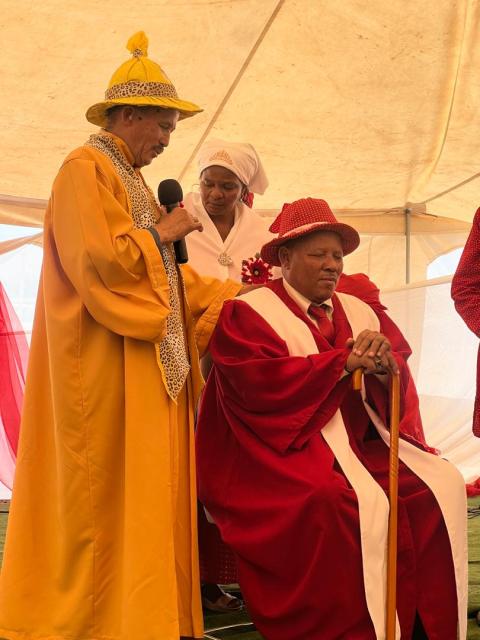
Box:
left=196, top=278, right=458, bottom=640
left=198, top=272, right=430, bottom=585
left=451, top=206, right=480, bottom=437
left=198, top=272, right=408, bottom=585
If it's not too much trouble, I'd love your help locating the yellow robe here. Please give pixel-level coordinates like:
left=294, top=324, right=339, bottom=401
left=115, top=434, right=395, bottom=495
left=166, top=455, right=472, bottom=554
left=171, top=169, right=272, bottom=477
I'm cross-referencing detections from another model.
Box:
left=0, top=138, right=240, bottom=640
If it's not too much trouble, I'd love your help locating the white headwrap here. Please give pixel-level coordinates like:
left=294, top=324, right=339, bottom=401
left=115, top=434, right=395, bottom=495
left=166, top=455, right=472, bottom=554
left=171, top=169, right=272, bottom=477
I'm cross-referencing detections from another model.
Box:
left=197, top=138, right=269, bottom=195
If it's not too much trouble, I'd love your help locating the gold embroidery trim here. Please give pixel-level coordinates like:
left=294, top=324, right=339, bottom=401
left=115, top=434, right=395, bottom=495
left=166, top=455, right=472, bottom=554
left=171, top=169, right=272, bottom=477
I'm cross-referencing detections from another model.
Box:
left=85, top=132, right=190, bottom=400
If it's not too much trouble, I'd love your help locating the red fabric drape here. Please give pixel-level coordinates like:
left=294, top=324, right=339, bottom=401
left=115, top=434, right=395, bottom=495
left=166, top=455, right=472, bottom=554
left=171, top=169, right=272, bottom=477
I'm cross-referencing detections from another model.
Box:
left=0, top=283, right=27, bottom=488
left=467, top=478, right=480, bottom=497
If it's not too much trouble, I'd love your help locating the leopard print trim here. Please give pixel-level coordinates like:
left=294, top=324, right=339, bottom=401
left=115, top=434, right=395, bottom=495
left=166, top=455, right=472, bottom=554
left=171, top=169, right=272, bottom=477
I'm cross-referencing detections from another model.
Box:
left=85, top=132, right=190, bottom=400
left=105, top=81, right=178, bottom=101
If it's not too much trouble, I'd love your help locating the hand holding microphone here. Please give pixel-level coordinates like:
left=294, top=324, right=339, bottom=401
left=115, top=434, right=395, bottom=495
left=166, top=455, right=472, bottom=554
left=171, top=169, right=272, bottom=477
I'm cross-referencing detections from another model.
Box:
left=153, top=179, right=203, bottom=263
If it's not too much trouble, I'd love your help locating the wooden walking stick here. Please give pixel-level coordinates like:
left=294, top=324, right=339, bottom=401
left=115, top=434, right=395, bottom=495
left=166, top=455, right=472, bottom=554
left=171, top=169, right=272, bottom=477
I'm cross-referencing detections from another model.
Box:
left=352, top=367, right=401, bottom=640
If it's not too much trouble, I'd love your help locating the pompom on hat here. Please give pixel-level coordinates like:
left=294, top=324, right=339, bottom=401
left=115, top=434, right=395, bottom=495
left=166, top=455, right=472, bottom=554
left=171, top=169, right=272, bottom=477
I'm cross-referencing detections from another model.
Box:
left=261, top=198, right=360, bottom=266
left=86, top=31, right=203, bottom=127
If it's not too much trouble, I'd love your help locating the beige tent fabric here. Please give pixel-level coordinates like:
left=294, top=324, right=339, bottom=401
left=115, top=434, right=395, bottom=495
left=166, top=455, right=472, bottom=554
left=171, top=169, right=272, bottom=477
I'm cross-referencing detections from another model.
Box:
left=0, top=196, right=45, bottom=228
left=383, top=277, right=480, bottom=482
left=344, top=230, right=469, bottom=289
left=0, top=195, right=44, bottom=256
left=1, top=1, right=480, bottom=223
left=0, top=234, right=43, bottom=256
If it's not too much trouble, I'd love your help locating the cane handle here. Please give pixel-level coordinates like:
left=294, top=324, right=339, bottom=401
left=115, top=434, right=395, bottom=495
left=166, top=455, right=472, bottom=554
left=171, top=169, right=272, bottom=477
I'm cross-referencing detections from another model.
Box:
left=352, top=368, right=363, bottom=391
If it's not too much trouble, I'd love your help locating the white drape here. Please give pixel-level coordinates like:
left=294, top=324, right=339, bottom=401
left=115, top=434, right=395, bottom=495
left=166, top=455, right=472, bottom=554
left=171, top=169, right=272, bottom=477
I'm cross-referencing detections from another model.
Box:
left=382, top=276, right=480, bottom=482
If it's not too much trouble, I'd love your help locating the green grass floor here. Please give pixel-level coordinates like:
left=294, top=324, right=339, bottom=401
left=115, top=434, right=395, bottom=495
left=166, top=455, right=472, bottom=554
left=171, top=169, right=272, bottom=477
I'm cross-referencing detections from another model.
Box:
left=467, top=496, right=480, bottom=640
left=0, top=498, right=478, bottom=639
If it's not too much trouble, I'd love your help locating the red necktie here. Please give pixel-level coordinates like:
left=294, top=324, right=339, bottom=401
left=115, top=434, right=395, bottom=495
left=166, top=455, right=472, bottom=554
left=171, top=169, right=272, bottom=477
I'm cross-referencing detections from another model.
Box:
left=308, top=304, right=335, bottom=343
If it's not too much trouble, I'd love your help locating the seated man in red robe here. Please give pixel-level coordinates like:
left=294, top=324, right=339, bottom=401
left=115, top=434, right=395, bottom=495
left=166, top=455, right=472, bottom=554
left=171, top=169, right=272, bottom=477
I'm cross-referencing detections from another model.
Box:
left=196, top=198, right=467, bottom=640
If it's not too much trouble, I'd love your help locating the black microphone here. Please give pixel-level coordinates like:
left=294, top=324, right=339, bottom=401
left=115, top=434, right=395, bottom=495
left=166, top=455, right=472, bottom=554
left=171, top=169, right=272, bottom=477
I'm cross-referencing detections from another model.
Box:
left=157, top=178, right=189, bottom=264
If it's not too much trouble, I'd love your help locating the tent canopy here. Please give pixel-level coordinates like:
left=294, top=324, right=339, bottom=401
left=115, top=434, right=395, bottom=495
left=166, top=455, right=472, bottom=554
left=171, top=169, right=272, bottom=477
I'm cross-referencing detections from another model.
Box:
left=1, top=0, right=480, bottom=223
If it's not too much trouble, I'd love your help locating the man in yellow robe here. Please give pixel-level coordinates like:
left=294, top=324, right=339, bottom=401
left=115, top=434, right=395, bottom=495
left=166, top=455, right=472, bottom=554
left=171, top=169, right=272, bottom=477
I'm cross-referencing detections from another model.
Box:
left=0, top=32, right=240, bottom=640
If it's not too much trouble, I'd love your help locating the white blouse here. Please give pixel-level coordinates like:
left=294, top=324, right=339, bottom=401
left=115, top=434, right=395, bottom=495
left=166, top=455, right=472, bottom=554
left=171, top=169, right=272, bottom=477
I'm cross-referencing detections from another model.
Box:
left=184, top=192, right=277, bottom=282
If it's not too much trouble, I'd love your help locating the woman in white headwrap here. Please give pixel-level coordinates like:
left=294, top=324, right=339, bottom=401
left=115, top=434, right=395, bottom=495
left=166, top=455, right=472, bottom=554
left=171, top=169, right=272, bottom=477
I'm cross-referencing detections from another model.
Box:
left=184, top=140, right=275, bottom=613
left=184, top=139, right=276, bottom=284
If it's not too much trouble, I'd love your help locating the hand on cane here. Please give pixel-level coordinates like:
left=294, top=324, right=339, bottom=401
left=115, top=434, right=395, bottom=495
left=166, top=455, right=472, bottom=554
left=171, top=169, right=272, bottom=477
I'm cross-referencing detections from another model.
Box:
left=345, top=330, right=399, bottom=375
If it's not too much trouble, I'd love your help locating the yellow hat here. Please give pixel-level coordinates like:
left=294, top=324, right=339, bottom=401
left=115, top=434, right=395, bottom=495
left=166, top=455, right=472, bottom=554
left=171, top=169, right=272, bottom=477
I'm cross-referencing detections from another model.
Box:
left=86, top=31, right=203, bottom=127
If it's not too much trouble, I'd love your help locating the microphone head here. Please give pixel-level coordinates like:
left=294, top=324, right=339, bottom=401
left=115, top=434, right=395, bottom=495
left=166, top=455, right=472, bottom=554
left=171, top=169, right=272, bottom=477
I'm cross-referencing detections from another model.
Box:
left=158, top=179, right=183, bottom=206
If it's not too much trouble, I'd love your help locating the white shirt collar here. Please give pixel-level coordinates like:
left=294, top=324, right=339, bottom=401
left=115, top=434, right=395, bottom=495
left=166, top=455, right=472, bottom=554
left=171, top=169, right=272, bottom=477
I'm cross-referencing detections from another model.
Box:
left=282, top=278, right=333, bottom=318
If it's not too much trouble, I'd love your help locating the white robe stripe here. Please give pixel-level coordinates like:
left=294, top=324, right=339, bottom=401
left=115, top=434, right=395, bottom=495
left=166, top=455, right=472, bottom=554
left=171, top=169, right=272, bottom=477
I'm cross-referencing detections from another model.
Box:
left=238, top=286, right=467, bottom=639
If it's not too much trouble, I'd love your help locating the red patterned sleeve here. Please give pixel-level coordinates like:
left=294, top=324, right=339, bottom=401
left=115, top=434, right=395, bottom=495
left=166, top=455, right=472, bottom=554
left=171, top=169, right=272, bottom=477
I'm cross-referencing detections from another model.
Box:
left=451, top=207, right=480, bottom=336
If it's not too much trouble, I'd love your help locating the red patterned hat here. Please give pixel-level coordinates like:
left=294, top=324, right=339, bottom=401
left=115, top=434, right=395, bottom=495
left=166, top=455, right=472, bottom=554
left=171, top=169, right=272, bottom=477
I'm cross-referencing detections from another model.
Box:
left=261, top=198, right=360, bottom=266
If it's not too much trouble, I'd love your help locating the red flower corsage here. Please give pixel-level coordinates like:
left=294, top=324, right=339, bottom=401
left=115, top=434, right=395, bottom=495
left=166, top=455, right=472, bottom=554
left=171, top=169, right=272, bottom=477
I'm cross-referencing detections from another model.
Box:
left=241, top=191, right=255, bottom=208
left=241, top=253, right=273, bottom=284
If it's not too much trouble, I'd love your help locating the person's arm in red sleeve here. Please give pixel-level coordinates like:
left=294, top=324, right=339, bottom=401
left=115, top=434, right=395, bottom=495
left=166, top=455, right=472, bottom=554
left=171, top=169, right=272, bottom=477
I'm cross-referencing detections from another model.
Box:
left=452, top=207, right=480, bottom=336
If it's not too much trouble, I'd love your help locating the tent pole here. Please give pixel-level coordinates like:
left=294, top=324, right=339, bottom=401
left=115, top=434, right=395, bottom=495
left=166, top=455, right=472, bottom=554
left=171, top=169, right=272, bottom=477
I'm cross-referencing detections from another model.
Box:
left=405, top=208, right=411, bottom=284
